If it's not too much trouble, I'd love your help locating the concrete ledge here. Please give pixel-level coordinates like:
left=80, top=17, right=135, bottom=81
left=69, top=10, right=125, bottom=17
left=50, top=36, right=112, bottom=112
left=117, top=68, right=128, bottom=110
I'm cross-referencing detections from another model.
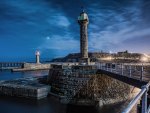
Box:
left=12, top=63, right=51, bottom=72
left=0, top=77, right=51, bottom=99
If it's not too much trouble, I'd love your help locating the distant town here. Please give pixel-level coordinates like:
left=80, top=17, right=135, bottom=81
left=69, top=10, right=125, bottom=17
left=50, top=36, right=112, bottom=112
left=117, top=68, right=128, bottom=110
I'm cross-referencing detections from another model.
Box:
left=51, top=50, right=150, bottom=63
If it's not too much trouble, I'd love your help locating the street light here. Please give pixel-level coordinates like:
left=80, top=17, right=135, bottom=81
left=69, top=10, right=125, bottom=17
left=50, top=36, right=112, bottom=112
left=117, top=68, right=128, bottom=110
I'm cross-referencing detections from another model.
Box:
left=105, top=56, right=112, bottom=61
left=140, top=56, right=148, bottom=63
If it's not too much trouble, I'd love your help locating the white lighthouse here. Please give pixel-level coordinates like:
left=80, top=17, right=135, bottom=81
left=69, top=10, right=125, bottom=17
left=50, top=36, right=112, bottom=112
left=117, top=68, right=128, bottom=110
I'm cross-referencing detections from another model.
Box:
left=35, top=51, right=40, bottom=64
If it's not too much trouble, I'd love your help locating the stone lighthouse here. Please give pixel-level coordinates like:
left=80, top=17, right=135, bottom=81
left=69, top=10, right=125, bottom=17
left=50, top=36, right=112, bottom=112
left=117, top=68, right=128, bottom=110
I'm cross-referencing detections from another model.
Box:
left=35, top=51, right=40, bottom=64
left=78, top=10, right=89, bottom=64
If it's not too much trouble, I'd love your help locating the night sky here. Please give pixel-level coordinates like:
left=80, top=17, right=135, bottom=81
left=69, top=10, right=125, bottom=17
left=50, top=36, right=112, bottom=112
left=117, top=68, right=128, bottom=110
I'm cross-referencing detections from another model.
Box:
left=0, top=0, right=150, bottom=61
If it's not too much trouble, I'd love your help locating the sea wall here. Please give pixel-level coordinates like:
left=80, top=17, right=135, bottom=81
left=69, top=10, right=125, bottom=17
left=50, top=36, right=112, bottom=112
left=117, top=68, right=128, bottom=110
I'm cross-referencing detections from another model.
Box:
left=48, top=64, right=132, bottom=106
left=93, top=74, right=131, bottom=106
left=23, top=63, right=51, bottom=69
left=12, top=63, right=51, bottom=72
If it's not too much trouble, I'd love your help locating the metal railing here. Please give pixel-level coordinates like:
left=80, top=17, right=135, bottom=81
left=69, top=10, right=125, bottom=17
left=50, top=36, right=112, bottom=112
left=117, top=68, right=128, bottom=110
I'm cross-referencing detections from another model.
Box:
left=96, top=62, right=150, bottom=81
left=122, top=82, right=150, bottom=113
left=96, top=62, right=150, bottom=113
left=0, top=62, right=24, bottom=70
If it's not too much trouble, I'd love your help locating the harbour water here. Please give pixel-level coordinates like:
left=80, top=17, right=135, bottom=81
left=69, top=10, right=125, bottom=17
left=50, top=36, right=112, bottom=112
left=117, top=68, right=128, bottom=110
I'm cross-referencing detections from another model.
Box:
left=0, top=70, right=135, bottom=113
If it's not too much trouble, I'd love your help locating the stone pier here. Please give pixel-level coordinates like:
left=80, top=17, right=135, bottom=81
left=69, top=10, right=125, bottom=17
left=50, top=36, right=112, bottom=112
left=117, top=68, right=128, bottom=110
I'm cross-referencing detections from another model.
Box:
left=12, top=63, right=51, bottom=72
left=48, top=64, right=131, bottom=106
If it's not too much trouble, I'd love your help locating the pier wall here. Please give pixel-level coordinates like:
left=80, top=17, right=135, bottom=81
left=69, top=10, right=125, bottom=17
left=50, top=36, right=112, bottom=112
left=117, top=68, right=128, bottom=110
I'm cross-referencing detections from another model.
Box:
left=12, top=63, right=51, bottom=71
left=93, top=74, right=131, bottom=106
left=23, top=63, right=51, bottom=69
left=0, top=78, right=51, bottom=99
left=48, top=64, right=131, bottom=106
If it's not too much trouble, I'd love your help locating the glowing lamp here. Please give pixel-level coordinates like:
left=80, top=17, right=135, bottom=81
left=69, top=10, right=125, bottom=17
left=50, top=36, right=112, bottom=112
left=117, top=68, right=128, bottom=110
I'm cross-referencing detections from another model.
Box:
left=140, top=56, right=148, bottom=62
left=35, top=51, right=40, bottom=56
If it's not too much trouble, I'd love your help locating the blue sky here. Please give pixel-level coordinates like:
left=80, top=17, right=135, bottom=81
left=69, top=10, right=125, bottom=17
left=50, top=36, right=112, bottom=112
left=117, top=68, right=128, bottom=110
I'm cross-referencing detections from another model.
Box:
left=0, top=0, right=150, bottom=61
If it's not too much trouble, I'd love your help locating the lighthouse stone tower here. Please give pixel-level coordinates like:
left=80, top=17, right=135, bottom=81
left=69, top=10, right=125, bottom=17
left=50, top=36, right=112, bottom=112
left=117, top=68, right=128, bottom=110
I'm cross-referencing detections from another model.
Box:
left=78, top=10, right=89, bottom=64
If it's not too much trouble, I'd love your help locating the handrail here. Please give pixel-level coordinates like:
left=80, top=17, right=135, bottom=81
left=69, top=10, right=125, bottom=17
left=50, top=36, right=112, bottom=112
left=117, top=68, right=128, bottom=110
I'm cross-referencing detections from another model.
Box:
left=122, top=87, right=146, bottom=113
left=96, top=62, right=148, bottom=81
left=122, top=81, right=150, bottom=113
left=96, top=62, right=150, bottom=113
left=148, top=105, right=150, bottom=113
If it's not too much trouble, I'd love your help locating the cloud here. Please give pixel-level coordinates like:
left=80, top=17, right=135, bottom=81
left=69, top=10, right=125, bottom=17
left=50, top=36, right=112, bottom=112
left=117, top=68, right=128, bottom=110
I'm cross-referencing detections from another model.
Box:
left=89, top=26, right=150, bottom=50
left=39, top=34, right=79, bottom=51
left=47, top=14, right=70, bottom=27
left=87, top=0, right=150, bottom=53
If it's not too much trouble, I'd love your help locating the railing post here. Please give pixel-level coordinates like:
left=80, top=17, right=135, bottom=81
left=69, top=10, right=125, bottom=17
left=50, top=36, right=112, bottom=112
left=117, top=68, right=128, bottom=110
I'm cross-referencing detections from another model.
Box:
left=100, top=63, right=102, bottom=69
left=129, top=65, right=132, bottom=77
left=141, top=86, right=148, bottom=113
left=107, top=64, right=109, bottom=71
left=97, top=62, right=99, bottom=69
left=106, top=63, right=108, bottom=71
left=110, top=63, right=112, bottom=72
left=115, top=64, right=117, bottom=73
left=121, top=63, right=124, bottom=75
left=134, top=65, right=137, bottom=71
left=140, top=65, right=144, bottom=81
